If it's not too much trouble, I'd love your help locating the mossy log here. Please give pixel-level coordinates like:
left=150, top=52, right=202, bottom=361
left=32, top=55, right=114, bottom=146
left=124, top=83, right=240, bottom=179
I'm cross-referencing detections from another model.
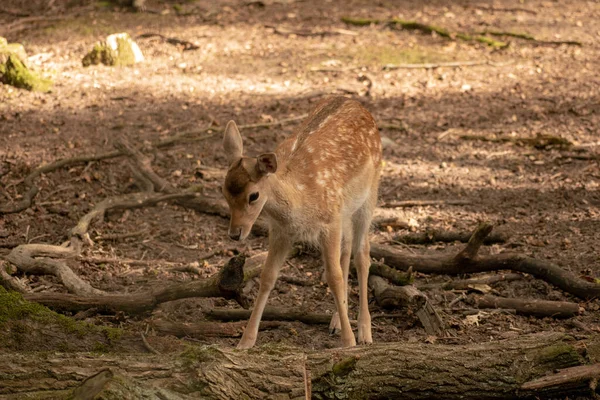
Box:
left=1, top=333, right=599, bottom=399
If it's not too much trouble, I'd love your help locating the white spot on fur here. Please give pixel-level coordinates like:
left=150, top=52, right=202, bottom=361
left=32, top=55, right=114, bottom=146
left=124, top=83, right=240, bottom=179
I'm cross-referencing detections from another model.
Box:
left=291, top=138, right=298, bottom=152
left=297, top=184, right=305, bottom=191
left=306, top=146, right=314, bottom=153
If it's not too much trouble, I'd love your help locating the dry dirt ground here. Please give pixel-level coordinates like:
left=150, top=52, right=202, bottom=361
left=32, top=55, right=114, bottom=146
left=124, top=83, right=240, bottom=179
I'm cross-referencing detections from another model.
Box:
left=1, top=0, right=599, bottom=353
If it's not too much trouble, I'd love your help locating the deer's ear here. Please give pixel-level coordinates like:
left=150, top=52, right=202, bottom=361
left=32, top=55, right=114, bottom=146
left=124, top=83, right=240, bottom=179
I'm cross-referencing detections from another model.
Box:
left=223, top=121, right=243, bottom=164
left=256, top=153, right=278, bottom=176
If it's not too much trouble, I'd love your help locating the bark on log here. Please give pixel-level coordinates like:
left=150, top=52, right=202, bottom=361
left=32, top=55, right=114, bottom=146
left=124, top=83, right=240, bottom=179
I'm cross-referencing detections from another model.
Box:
left=474, top=294, right=583, bottom=318
left=370, top=223, right=600, bottom=300
left=1, top=333, right=599, bottom=399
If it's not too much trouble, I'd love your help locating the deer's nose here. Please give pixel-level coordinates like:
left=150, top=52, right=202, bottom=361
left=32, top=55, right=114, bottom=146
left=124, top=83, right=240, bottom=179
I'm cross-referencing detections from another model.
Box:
left=229, top=227, right=242, bottom=241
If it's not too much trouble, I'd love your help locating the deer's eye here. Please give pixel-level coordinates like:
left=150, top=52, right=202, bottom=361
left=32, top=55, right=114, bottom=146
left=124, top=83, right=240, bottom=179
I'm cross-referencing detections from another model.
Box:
left=249, top=192, right=259, bottom=204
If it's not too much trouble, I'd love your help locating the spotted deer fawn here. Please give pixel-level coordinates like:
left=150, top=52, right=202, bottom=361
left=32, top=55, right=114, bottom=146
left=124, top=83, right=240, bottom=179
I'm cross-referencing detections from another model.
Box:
left=222, top=96, right=382, bottom=349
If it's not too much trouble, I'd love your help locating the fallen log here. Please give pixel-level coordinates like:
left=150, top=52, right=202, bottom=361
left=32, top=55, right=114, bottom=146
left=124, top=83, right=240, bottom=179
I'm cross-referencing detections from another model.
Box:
left=1, top=332, right=599, bottom=399
left=370, top=223, right=600, bottom=300
left=473, top=294, right=583, bottom=318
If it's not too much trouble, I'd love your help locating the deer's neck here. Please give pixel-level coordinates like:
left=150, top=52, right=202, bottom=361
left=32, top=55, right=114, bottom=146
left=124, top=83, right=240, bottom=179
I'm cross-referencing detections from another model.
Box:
left=262, top=174, right=297, bottom=226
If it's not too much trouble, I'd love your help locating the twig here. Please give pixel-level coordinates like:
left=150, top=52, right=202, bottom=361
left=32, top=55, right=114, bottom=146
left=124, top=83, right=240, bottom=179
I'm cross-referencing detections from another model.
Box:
left=140, top=331, right=161, bottom=355
left=382, top=199, right=472, bottom=208
left=265, top=24, right=357, bottom=37
left=481, top=30, right=582, bottom=46
left=383, top=60, right=508, bottom=70
left=475, top=5, right=537, bottom=15
left=136, top=33, right=199, bottom=50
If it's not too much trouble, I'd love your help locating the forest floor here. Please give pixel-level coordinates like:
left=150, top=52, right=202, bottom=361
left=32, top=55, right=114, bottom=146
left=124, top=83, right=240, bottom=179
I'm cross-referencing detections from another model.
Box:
left=0, top=0, right=599, bottom=370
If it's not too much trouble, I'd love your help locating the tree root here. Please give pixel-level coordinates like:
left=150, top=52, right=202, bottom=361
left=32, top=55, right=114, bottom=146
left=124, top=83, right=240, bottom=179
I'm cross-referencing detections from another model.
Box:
left=370, top=222, right=600, bottom=300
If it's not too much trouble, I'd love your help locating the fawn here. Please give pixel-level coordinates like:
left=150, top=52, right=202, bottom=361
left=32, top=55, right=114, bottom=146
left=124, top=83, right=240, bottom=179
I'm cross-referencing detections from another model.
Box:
left=222, top=96, right=382, bottom=349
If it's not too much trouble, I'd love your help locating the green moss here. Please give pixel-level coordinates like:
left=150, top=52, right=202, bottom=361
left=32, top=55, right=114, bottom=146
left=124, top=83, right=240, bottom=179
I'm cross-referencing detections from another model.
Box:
left=0, top=55, right=52, bottom=92
left=0, top=37, right=28, bottom=64
left=0, top=287, right=57, bottom=324
left=82, top=43, right=116, bottom=66
left=332, top=356, right=359, bottom=377
left=535, top=343, right=581, bottom=366
left=179, top=345, right=221, bottom=369
left=115, top=36, right=136, bottom=65
left=82, top=34, right=138, bottom=67
left=0, top=287, right=125, bottom=348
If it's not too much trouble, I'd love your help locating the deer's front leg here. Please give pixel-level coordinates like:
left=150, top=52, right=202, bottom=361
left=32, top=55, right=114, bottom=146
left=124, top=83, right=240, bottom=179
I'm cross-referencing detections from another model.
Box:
left=237, top=232, right=292, bottom=350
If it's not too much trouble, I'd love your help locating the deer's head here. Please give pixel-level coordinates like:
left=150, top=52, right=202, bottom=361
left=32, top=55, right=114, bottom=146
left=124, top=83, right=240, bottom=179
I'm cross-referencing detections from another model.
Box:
left=222, top=121, right=277, bottom=241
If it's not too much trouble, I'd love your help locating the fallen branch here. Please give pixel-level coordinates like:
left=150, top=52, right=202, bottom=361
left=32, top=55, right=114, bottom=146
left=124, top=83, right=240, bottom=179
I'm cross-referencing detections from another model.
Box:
left=475, top=5, right=537, bottom=15
left=418, top=273, right=523, bottom=291
left=136, top=32, right=200, bottom=50
left=473, top=294, right=583, bottom=318
left=369, top=275, right=444, bottom=335
left=482, top=29, right=582, bottom=46
left=265, top=24, right=357, bottom=37
left=369, top=275, right=425, bottom=310
left=521, top=364, right=600, bottom=393
left=206, top=306, right=332, bottom=325
left=382, top=199, right=472, bottom=208
left=151, top=319, right=282, bottom=338
left=459, top=133, right=573, bottom=149
left=383, top=60, right=507, bottom=70
left=370, top=223, right=600, bottom=300
left=394, top=229, right=508, bottom=245
left=6, top=241, right=104, bottom=296
left=22, top=253, right=266, bottom=314
left=369, top=262, right=413, bottom=286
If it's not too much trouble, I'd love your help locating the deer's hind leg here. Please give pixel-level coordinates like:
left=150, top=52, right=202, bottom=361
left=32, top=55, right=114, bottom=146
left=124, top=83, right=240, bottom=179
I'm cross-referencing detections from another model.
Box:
left=352, top=191, right=377, bottom=345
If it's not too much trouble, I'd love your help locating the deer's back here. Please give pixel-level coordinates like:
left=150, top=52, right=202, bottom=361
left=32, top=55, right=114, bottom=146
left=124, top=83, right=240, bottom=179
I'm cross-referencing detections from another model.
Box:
left=271, top=97, right=381, bottom=228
